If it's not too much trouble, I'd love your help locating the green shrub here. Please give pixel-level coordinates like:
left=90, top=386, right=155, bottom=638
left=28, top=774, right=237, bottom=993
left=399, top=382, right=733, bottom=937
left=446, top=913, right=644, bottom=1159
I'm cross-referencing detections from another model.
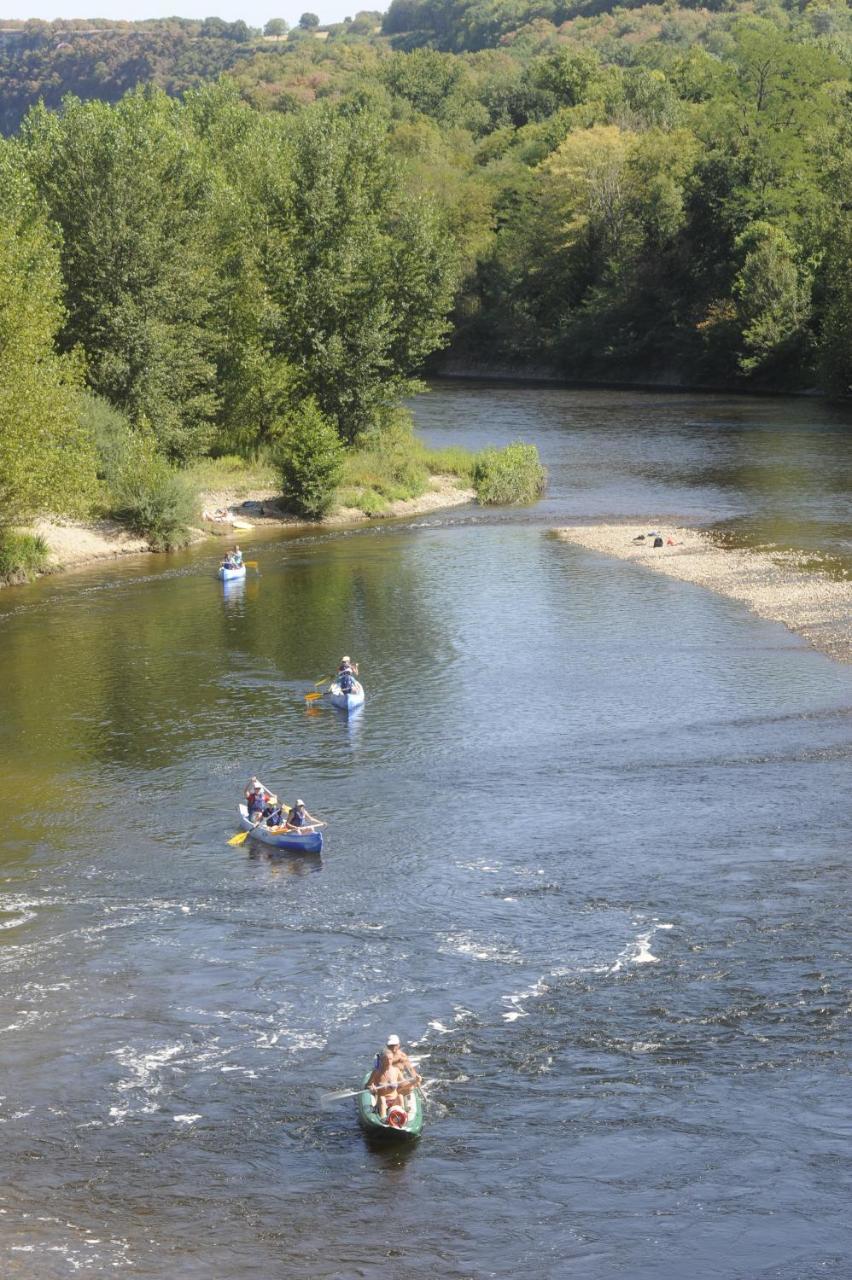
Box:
left=185, top=453, right=278, bottom=495
left=0, top=531, right=50, bottom=584
left=343, top=416, right=430, bottom=501
left=274, top=398, right=344, bottom=519
left=110, top=457, right=199, bottom=550
left=337, top=487, right=389, bottom=516
left=420, top=445, right=476, bottom=482
left=79, top=392, right=138, bottom=488
left=473, top=442, right=546, bottom=505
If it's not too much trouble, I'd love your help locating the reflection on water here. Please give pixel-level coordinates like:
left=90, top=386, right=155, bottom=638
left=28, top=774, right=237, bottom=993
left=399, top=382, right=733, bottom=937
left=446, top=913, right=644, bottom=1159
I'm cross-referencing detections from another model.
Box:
left=414, top=380, right=852, bottom=565
left=0, top=385, right=850, bottom=1280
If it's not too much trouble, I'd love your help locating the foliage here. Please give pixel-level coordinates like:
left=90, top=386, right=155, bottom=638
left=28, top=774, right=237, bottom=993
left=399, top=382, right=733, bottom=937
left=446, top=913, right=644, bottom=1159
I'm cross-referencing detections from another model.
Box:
left=109, top=454, right=199, bottom=549
left=473, top=442, right=546, bottom=504
left=0, top=0, right=848, bottom=514
left=79, top=392, right=139, bottom=485
left=0, top=531, right=50, bottom=585
left=0, top=143, right=95, bottom=524
left=185, top=454, right=278, bottom=496
left=733, top=222, right=810, bottom=375
left=274, top=398, right=345, bottom=518
left=22, top=89, right=220, bottom=461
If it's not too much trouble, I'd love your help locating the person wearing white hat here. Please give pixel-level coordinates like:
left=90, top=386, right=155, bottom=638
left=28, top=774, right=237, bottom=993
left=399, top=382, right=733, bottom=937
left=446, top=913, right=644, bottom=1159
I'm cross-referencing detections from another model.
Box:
left=283, top=798, right=322, bottom=832
left=384, top=1035, right=421, bottom=1108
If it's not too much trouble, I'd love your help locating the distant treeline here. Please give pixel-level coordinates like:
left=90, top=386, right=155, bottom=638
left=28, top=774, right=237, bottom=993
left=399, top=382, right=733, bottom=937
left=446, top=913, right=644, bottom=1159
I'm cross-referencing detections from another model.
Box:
left=0, top=0, right=850, bottom=546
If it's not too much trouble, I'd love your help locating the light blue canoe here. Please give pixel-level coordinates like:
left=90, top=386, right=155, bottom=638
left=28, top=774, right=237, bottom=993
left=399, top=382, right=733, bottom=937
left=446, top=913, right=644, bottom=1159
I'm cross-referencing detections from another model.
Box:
left=327, top=680, right=365, bottom=711
left=238, top=804, right=323, bottom=854
left=218, top=563, right=246, bottom=582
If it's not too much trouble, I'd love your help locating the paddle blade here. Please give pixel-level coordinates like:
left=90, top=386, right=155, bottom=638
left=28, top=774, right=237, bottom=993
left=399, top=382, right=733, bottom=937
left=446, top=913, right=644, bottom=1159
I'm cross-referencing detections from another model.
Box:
left=321, top=1087, right=364, bottom=1105
left=227, top=830, right=250, bottom=846
left=314, top=675, right=330, bottom=686
left=305, top=691, right=323, bottom=702
left=244, top=560, right=258, bottom=568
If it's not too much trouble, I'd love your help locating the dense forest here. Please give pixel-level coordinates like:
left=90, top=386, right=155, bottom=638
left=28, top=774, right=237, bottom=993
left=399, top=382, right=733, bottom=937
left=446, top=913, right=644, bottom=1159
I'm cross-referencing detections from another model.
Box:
left=0, top=0, right=850, bottom=569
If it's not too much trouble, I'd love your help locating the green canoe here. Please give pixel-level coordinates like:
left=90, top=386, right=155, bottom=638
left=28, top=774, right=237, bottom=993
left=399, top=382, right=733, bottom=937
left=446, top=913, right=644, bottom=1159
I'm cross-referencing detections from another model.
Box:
left=356, top=1072, right=424, bottom=1141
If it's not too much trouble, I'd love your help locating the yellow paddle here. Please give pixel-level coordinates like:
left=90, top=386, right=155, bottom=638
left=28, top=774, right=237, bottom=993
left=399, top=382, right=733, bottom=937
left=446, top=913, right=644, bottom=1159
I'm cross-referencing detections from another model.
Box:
left=227, top=801, right=290, bottom=846
left=305, top=675, right=331, bottom=702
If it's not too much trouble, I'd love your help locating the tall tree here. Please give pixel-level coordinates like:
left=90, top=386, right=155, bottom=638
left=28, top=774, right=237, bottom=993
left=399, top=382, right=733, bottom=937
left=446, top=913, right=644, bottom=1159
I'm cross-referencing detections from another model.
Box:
left=21, top=88, right=219, bottom=460
left=0, top=144, right=94, bottom=522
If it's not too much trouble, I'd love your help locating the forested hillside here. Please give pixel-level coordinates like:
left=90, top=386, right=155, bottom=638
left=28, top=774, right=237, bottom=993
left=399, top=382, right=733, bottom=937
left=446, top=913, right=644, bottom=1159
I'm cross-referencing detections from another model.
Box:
left=0, top=0, right=850, bottom=574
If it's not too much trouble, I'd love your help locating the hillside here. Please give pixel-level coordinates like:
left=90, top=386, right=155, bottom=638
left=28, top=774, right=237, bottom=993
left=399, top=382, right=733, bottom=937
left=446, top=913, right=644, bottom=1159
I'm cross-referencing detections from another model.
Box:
left=0, top=0, right=850, bottom=405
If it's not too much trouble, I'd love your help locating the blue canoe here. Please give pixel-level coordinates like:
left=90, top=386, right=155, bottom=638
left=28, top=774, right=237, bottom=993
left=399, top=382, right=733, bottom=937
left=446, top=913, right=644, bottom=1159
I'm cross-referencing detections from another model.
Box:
left=218, top=563, right=246, bottom=582
left=327, top=680, right=365, bottom=711
left=238, top=804, right=323, bottom=854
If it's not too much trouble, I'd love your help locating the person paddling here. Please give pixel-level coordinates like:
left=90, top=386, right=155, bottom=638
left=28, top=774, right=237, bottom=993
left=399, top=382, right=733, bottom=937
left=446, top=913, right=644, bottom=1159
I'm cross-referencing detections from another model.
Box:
left=337, top=656, right=360, bottom=694
left=245, top=777, right=276, bottom=820
left=367, top=1050, right=408, bottom=1123
left=385, top=1034, right=422, bottom=1106
left=284, top=799, right=320, bottom=831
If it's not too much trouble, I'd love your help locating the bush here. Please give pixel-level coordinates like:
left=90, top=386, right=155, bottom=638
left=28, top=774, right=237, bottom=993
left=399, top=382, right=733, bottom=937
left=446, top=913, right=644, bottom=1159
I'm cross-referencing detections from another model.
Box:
left=79, top=392, right=138, bottom=488
left=336, top=486, right=389, bottom=516
left=420, top=444, right=476, bottom=482
left=0, top=530, right=50, bottom=584
left=110, top=457, right=199, bottom=550
left=473, top=442, right=546, bottom=505
left=274, top=399, right=344, bottom=519
left=343, top=415, right=430, bottom=501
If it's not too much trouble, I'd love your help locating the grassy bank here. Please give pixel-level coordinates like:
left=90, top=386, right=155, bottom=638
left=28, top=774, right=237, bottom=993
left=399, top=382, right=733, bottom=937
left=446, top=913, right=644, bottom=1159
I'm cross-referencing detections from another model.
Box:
left=336, top=432, right=542, bottom=516
left=0, top=531, right=51, bottom=585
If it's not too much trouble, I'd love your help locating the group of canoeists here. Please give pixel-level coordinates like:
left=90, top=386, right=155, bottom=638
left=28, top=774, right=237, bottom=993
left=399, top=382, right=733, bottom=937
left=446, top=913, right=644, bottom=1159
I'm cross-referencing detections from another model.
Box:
left=228, top=625, right=415, bottom=1135
left=366, top=1034, right=424, bottom=1126
left=243, top=779, right=321, bottom=834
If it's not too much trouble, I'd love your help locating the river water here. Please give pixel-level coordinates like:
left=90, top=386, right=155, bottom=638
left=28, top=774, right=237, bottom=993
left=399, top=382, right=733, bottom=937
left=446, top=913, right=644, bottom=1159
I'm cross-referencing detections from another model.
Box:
left=1, top=384, right=850, bottom=1279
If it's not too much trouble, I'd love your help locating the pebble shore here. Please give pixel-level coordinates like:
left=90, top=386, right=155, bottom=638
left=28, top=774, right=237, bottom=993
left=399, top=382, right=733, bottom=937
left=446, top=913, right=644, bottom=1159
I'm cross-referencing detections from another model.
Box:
left=555, top=523, right=852, bottom=665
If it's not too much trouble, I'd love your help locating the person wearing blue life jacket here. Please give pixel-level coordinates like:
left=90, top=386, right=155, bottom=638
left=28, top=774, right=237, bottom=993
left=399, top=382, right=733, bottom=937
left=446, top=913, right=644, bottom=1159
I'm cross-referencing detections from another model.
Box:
left=337, top=655, right=359, bottom=694
left=246, top=777, right=276, bottom=820
left=284, top=799, right=320, bottom=831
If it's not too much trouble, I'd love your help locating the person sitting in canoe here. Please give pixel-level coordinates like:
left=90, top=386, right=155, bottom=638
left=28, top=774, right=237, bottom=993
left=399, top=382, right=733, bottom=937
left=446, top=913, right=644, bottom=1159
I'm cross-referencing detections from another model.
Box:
left=337, top=656, right=359, bottom=694
left=385, top=1034, right=422, bottom=1096
left=222, top=545, right=243, bottom=570
left=367, top=1051, right=408, bottom=1124
left=265, top=803, right=286, bottom=828
left=284, top=799, right=319, bottom=831
left=246, top=778, right=276, bottom=820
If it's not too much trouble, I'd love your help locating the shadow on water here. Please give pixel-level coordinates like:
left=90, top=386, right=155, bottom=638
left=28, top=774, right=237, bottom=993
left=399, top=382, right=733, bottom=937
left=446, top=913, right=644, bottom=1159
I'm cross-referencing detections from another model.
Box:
left=245, top=846, right=324, bottom=876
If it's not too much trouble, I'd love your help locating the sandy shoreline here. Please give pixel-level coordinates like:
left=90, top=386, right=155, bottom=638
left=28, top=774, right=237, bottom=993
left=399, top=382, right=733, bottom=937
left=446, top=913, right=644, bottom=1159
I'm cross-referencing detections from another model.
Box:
left=555, top=523, right=852, bottom=665
left=5, top=476, right=474, bottom=583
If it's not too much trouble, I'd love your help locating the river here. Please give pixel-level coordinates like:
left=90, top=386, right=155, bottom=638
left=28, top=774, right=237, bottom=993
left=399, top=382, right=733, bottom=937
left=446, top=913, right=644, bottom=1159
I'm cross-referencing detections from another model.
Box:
left=1, top=384, right=850, bottom=1279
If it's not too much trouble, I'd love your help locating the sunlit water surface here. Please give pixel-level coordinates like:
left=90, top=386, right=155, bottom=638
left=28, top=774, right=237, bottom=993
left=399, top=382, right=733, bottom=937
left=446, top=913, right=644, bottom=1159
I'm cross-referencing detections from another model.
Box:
left=1, top=384, right=850, bottom=1278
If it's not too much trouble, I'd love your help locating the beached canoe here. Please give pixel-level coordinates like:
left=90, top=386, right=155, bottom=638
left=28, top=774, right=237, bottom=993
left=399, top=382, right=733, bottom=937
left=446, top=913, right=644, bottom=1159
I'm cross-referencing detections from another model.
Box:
left=327, top=680, right=365, bottom=711
left=218, top=563, right=246, bottom=582
left=238, top=804, right=323, bottom=854
left=356, top=1072, right=423, bottom=1141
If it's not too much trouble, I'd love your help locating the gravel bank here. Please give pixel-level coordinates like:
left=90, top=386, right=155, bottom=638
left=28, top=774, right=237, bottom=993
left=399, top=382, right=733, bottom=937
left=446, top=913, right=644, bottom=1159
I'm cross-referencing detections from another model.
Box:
left=555, top=523, right=852, bottom=665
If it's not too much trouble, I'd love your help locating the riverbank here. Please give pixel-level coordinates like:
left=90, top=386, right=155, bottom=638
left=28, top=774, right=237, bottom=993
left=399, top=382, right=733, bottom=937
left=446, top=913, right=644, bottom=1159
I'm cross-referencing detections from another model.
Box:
left=555, top=523, right=852, bottom=664
left=12, top=475, right=474, bottom=583
left=432, top=364, right=831, bottom=398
